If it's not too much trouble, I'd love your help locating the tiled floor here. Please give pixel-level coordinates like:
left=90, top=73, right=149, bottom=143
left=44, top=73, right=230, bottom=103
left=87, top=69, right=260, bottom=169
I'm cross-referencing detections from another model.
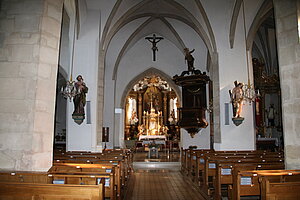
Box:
left=124, top=170, right=206, bottom=200
left=124, top=152, right=206, bottom=200
left=133, top=151, right=181, bottom=162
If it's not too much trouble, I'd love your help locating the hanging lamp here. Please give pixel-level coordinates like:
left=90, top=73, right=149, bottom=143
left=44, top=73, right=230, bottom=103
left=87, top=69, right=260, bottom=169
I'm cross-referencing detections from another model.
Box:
left=61, top=17, right=77, bottom=102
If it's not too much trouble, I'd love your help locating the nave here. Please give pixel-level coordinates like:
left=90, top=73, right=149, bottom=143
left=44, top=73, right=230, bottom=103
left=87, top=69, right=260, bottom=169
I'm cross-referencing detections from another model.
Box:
left=125, top=170, right=205, bottom=200
left=124, top=152, right=205, bottom=200
left=1, top=148, right=300, bottom=199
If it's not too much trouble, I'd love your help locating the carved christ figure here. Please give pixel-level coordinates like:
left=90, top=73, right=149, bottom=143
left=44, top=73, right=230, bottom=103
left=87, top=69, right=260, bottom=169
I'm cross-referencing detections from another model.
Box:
left=145, top=34, right=164, bottom=61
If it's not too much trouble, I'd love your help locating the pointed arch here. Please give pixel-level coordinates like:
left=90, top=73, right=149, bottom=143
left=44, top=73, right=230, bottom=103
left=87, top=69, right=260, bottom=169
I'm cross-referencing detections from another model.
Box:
left=111, top=16, right=186, bottom=80
left=246, top=0, right=273, bottom=50
left=229, top=0, right=243, bottom=48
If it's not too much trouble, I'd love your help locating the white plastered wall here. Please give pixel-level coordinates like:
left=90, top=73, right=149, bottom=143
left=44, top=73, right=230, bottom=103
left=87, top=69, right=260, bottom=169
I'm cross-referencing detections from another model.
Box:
left=70, top=0, right=261, bottom=151
left=66, top=9, right=100, bottom=151
left=203, top=0, right=256, bottom=150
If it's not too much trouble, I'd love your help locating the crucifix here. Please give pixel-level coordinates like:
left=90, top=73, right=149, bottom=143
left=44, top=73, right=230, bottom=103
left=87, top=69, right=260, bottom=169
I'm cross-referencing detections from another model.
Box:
left=145, top=34, right=164, bottom=61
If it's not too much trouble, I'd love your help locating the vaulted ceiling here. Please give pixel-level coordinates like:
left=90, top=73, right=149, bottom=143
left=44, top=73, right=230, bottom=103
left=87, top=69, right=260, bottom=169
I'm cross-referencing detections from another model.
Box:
left=83, top=0, right=271, bottom=80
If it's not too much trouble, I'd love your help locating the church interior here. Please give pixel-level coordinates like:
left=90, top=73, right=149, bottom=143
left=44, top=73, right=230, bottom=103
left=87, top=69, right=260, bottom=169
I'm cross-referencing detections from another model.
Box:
left=1, top=0, right=300, bottom=199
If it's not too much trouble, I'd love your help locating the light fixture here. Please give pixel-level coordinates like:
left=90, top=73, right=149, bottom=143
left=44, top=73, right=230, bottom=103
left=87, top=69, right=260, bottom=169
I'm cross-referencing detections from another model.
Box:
left=242, top=0, right=260, bottom=104
left=61, top=17, right=77, bottom=102
left=61, top=76, right=76, bottom=102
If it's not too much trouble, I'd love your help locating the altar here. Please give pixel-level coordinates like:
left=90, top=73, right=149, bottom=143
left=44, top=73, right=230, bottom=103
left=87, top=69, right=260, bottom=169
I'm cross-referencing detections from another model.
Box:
left=124, top=75, right=180, bottom=142
left=137, top=104, right=169, bottom=140
left=139, top=135, right=166, bottom=141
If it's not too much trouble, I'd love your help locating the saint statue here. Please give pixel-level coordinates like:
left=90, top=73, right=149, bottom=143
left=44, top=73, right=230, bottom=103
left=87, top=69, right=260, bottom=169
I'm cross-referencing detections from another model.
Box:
left=184, top=48, right=195, bottom=71
left=229, top=81, right=244, bottom=118
left=73, top=75, right=88, bottom=116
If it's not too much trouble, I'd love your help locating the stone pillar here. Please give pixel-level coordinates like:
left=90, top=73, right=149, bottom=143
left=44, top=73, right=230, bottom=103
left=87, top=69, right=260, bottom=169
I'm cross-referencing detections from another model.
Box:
left=273, top=0, right=300, bottom=169
left=97, top=49, right=105, bottom=149
left=138, top=92, right=143, bottom=125
left=211, top=52, right=221, bottom=143
left=0, top=0, right=63, bottom=171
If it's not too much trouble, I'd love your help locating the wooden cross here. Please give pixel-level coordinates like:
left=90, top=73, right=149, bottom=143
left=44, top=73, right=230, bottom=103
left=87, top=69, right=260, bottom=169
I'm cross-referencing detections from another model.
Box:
left=145, top=34, right=163, bottom=61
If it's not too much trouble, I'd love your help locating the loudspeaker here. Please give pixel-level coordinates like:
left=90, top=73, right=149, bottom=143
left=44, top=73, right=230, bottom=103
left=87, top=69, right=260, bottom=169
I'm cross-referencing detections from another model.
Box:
left=102, top=127, right=109, bottom=142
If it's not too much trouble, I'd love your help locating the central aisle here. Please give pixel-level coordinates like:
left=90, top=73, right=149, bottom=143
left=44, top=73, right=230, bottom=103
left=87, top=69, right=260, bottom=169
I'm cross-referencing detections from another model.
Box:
left=124, top=152, right=206, bottom=200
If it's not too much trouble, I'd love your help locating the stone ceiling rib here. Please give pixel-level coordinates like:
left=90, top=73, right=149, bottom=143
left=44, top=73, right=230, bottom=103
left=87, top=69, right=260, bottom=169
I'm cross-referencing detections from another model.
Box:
left=159, top=17, right=186, bottom=52
left=105, top=13, right=213, bottom=62
left=103, top=0, right=214, bottom=53
left=111, top=17, right=188, bottom=81
left=246, top=0, right=273, bottom=51
left=229, top=0, right=242, bottom=49
left=103, top=13, right=152, bottom=52
left=194, top=0, right=216, bottom=52
left=111, top=17, right=154, bottom=80
left=101, top=0, right=152, bottom=49
left=100, top=0, right=122, bottom=49
left=163, top=0, right=213, bottom=54
left=105, top=0, right=216, bottom=83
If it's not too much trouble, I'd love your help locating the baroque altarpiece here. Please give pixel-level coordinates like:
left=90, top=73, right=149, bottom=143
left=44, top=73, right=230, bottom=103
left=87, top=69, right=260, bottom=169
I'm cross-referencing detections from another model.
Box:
left=124, top=75, right=180, bottom=141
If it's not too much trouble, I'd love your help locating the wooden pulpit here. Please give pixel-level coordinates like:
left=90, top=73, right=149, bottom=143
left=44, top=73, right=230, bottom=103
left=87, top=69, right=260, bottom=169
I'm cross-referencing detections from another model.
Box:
left=173, top=70, right=210, bottom=137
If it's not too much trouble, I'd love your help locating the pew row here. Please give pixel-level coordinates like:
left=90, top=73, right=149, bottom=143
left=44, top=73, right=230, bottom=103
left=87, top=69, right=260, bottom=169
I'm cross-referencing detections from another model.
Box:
left=232, top=169, right=300, bottom=200
left=180, top=148, right=285, bottom=200
left=49, top=163, right=117, bottom=199
left=0, top=181, right=105, bottom=200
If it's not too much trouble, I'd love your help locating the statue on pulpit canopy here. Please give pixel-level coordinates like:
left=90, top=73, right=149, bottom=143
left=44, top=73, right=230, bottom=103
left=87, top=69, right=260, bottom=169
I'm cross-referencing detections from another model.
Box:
left=184, top=48, right=195, bottom=71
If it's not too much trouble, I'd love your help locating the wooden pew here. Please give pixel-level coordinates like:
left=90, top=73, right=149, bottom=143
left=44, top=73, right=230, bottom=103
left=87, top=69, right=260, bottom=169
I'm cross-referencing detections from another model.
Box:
left=181, top=148, right=212, bottom=177
left=53, top=149, right=132, bottom=174
left=194, top=150, right=281, bottom=186
left=0, top=171, right=50, bottom=184
left=0, top=181, right=105, bottom=200
left=201, top=153, right=284, bottom=197
left=49, top=164, right=117, bottom=200
left=53, top=150, right=133, bottom=189
left=214, top=162, right=285, bottom=200
left=181, top=147, right=187, bottom=173
left=260, top=175, right=300, bottom=200
left=232, top=169, right=300, bottom=200
left=53, top=156, right=127, bottom=193
left=179, top=149, right=285, bottom=199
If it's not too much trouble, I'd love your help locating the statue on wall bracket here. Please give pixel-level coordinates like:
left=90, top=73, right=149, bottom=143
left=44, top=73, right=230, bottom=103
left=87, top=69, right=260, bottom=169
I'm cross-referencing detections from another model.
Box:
left=229, top=81, right=244, bottom=126
left=72, top=75, right=88, bottom=125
